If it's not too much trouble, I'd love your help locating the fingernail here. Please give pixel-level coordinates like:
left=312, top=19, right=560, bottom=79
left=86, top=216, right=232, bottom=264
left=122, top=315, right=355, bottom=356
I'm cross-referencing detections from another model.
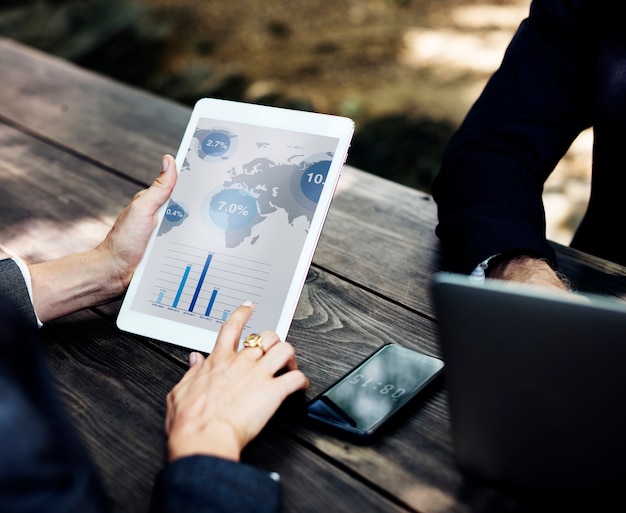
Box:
left=161, top=156, right=170, bottom=173
left=242, top=300, right=253, bottom=307
left=188, top=352, right=198, bottom=366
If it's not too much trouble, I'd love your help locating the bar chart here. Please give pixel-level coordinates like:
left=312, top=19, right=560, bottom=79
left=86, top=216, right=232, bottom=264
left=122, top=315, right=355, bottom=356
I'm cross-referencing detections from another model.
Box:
left=152, top=242, right=270, bottom=320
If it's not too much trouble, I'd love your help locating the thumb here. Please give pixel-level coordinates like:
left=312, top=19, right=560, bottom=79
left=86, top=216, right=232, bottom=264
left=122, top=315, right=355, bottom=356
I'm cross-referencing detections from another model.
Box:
left=188, top=351, right=205, bottom=367
left=144, top=155, right=177, bottom=211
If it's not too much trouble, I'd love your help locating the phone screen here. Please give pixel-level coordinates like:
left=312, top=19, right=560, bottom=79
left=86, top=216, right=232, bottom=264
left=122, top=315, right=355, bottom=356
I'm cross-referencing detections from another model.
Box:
left=307, top=344, right=444, bottom=441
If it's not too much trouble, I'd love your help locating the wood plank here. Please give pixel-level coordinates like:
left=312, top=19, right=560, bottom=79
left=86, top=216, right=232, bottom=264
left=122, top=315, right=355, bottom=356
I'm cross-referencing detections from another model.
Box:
left=0, top=38, right=444, bottom=313
left=0, top=112, right=440, bottom=324
left=246, top=430, right=414, bottom=513
left=318, top=164, right=441, bottom=315
left=0, top=37, right=186, bottom=183
left=0, top=123, right=141, bottom=261
left=5, top=37, right=626, bottom=314
left=41, top=309, right=415, bottom=513
left=97, top=263, right=549, bottom=513
left=41, top=311, right=170, bottom=512
left=43, top=269, right=580, bottom=513
left=5, top=36, right=626, bottom=513
left=274, top=268, right=541, bottom=513
left=553, top=242, right=626, bottom=298
left=0, top=117, right=457, bottom=509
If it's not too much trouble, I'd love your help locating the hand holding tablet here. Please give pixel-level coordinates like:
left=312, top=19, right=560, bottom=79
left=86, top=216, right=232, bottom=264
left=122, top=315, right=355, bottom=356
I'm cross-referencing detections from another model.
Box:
left=117, top=98, right=354, bottom=352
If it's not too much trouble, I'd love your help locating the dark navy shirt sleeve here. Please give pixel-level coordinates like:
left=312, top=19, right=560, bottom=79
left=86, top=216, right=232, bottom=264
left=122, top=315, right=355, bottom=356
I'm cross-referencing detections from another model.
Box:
left=150, top=455, right=282, bottom=513
left=0, top=286, right=282, bottom=513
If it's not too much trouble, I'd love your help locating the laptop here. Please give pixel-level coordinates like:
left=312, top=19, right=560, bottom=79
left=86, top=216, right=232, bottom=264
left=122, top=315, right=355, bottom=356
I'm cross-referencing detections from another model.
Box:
left=431, top=272, right=626, bottom=501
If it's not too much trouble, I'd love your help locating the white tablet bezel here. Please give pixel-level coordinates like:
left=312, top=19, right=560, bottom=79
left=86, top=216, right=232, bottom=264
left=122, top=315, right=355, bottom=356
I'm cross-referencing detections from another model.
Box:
left=117, top=98, right=354, bottom=353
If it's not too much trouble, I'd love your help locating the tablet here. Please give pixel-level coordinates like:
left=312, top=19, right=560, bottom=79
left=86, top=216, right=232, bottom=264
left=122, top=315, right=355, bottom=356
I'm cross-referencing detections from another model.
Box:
left=117, top=98, right=354, bottom=352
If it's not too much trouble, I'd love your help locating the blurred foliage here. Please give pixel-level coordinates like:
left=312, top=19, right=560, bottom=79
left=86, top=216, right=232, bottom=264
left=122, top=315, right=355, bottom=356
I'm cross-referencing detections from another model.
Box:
left=348, top=115, right=453, bottom=191
left=0, top=0, right=168, bottom=86
left=0, top=0, right=455, bottom=192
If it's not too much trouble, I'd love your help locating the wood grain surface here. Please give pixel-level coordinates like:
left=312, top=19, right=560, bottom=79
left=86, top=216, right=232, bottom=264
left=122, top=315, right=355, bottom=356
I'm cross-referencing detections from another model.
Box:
left=1, top=36, right=619, bottom=513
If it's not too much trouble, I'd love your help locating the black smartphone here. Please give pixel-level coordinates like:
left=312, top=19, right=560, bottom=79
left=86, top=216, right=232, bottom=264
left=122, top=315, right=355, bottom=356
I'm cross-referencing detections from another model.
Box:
left=306, top=344, right=444, bottom=442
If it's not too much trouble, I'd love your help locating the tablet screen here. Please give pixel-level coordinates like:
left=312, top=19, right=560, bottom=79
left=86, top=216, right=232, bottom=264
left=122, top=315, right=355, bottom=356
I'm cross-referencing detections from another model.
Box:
left=119, top=102, right=351, bottom=350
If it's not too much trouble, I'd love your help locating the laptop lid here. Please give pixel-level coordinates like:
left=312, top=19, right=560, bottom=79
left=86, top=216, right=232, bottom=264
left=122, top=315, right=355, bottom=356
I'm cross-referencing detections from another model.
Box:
left=431, top=272, right=626, bottom=500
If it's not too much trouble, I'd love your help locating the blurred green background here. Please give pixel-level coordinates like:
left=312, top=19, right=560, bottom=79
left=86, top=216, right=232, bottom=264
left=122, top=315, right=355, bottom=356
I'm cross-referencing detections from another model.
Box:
left=0, top=0, right=534, bottom=195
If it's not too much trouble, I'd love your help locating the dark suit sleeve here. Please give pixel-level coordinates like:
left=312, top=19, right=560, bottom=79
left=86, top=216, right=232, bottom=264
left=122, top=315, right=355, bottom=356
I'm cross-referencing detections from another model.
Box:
left=0, top=258, right=38, bottom=327
left=431, top=0, right=596, bottom=273
left=150, top=455, right=282, bottom=513
left=0, top=292, right=282, bottom=513
left=0, top=298, right=111, bottom=513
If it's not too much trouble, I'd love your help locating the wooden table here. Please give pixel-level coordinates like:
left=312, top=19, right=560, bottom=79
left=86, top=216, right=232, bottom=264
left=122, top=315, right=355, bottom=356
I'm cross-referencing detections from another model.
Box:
left=3, top=37, right=626, bottom=513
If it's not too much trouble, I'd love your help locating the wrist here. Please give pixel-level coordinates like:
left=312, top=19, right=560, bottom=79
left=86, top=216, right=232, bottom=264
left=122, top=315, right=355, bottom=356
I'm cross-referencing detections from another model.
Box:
left=167, top=420, right=242, bottom=463
left=92, top=243, right=130, bottom=298
left=486, top=255, right=570, bottom=290
left=29, top=248, right=126, bottom=322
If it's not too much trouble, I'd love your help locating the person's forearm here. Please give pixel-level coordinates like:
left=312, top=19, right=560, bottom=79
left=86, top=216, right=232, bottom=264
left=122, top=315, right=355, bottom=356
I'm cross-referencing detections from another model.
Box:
left=26, top=155, right=177, bottom=324
left=28, top=247, right=126, bottom=323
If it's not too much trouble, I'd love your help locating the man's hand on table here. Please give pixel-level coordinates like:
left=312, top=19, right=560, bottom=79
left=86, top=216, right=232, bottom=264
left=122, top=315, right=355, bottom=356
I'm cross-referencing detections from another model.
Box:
left=486, top=255, right=571, bottom=292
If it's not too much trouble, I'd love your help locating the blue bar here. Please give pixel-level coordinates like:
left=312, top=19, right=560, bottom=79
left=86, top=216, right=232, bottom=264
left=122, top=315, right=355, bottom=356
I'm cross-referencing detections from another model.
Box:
left=189, top=253, right=213, bottom=312
left=173, top=265, right=191, bottom=308
left=205, top=288, right=219, bottom=317
left=156, top=289, right=165, bottom=304
left=221, top=309, right=230, bottom=321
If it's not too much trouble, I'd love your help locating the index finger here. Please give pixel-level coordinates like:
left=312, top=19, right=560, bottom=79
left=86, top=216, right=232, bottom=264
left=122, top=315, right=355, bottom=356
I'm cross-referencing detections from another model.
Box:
left=210, top=301, right=255, bottom=359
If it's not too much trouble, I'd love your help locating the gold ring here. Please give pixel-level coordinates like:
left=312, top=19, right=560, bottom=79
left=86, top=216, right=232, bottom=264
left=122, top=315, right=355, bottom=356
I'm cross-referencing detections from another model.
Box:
left=243, top=333, right=265, bottom=355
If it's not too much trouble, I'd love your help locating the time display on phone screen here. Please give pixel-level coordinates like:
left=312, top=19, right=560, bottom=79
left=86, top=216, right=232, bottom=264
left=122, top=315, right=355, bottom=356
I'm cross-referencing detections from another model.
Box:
left=307, top=344, right=444, bottom=441
left=347, top=373, right=407, bottom=398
